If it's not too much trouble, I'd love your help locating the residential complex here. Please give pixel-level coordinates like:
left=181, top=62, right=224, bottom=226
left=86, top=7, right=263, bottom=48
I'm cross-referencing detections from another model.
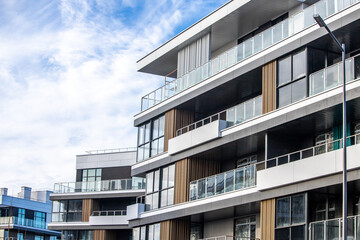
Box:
left=0, top=187, right=60, bottom=240
left=48, top=148, right=146, bottom=240
left=130, top=0, right=360, bottom=239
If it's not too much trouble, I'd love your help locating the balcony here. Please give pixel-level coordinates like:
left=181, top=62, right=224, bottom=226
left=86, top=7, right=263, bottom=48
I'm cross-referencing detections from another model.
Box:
left=310, top=53, right=360, bottom=96
left=189, top=163, right=261, bottom=201
left=199, top=237, right=259, bottom=240
left=0, top=216, right=46, bottom=229
left=89, top=210, right=128, bottom=226
left=53, top=177, right=145, bottom=194
left=85, top=147, right=136, bottom=155
left=140, top=0, right=359, bottom=112
left=309, top=215, right=360, bottom=240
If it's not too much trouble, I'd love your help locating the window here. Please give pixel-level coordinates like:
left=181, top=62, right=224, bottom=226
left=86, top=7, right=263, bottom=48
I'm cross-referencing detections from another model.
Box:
left=52, top=200, right=82, bottom=222
left=145, top=164, right=175, bottom=210
left=35, top=236, right=44, bottom=240
left=82, top=168, right=102, bottom=191
left=237, top=155, right=257, bottom=168
left=17, top=233, right=24, bottom=240
left=315, top=132, right=333, bottom=155
left=137, top=115, right=165, bottom=162
left=34, top=211, right=46, bottom=228
left=275, top=194, right=306, bottom=240
left=355, top=196, right=360, bottom=215
left=18, top=208, right=25, bottom=225
left=355, top=123, right=360, bottom=144
left=277, top=49, right=307, bottom=108
left=133, top=224, right=160, bottom=240
left=235, top=216, right=256, bottom=240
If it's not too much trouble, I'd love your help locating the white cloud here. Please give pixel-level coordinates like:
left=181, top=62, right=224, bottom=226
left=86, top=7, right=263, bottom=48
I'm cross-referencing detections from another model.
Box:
left=0, top=0, right=228, bottom=194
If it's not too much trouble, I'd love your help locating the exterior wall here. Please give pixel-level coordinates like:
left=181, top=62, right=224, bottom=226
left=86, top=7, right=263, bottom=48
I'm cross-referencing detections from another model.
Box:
left=76, top=151, right=136, bottom=170
left=160, top=219, right=190, bottom=240
left=82, top=199, right=99, bottom=222
left=262, top=61, right=277, bottom=114
left=203, top=218, right=233, bottom=238
left=260, top=199, right=275, bottom=240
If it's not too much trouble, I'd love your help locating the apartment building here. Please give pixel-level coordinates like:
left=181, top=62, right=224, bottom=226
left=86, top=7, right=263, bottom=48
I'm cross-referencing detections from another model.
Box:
left=48, top=148, right=146, bottom=240
left=0, top=187, right=61, bottom=240
left=130, top=0, right=360, bottom=239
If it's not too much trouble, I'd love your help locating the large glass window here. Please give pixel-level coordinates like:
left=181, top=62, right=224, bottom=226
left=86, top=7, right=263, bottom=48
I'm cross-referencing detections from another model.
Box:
left=82, top=168, right=102, bottom=191
left=137, top=115, right=165, bottom=162
left=275, top=194, right=306, bottom=240
left=52, top=200, right=82, bottom=222
left=133, top=224, right=160, bottom=240
left=18, top=208, right=25, bottom=225
left=34, top=211, right=46, bottom=228
left=277, top=49, right=307, bottom=108
left=145, top=164, right=175, bottom=210
left=235, top=216, right=256, bottom=240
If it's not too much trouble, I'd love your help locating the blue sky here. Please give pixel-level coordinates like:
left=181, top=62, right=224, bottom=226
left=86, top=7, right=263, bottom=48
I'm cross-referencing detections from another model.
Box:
left=0, top=0, right=229, bottom=194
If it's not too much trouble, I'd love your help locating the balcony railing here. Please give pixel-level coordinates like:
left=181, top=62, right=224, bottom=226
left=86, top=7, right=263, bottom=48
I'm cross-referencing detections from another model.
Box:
left=198, top=236, right=260, bottom=240
left=85, top=147, right=136, bottom=155
left=140, top=0, right=359, bottom=112
left=51, top=212, right=82, bottom=223
left=0, top=238, right=17, bottom=240
left=92, top=210, right=127, bottom=216
left=176, top=95, right=262, bottom=136
left=53, top=177, right=146, bottom=194
left=309, top=215, right=360, bottom=240
left=190, top=163, right=263, bottom=201
left=0, top=216, right=46, bottom=229
left=310, top=53, right=360, bottom=96
left=266, top=133, right=360, bottom=168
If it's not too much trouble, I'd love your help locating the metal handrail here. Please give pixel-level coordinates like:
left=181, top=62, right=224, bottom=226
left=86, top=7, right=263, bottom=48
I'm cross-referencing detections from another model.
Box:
left=266, top=133, right=360, bottom=168
left=92, top=210, right=127, bottom=216
left=176, top=95, right=262, bottom=136
left=85, top=147, right=136, bottom=154
left=309, top=214, right=360, bottom=240
left=139, top=0, right=358, bottom=112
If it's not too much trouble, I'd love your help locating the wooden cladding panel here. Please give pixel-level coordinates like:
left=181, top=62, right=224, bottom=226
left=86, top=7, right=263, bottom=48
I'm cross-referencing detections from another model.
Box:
left=82, top=199, right=98, bottom=222
left=93, top=230, right=116, bottom=240
left=174, top=157, right=220, bottom=204
left=164, top=109, right=194, bottom=152
left=260, top=198, right=275, bottom=240
left=160, top=219, right=190, bottom=240
left=262, top=61, right=277, bottom=114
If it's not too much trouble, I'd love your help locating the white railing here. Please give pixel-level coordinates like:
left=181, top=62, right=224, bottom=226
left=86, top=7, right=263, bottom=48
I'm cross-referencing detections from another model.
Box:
left=85, top=147, right=136, bottom=155
left=0, top=216, right=46, bottom=229
left=176, top=95, right=262, bottom=136
left=92, top=210, right=127, bottom=216
left=53, top=177, right=146, bottom=193
left=189, top=163, right=263, bottom=201
left=140, top=0, right=359, bottom=112
left=310, top=53, right=360, bottom=96
left=266, top=133, right=360, bottom=168
left=309, top=215, right=360, bottom=240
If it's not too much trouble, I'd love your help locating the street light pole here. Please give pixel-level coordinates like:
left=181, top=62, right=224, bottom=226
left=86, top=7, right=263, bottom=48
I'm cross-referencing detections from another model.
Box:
left=313, top=14, right=347, bottom=240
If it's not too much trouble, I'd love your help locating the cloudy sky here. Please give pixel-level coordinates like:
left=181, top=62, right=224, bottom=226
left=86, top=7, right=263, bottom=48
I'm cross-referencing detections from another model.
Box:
left=0, top=0, right=228, bottom=194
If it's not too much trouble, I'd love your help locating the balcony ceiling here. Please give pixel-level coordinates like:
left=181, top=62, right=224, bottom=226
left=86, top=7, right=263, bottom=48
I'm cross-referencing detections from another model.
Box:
left=137, top=0, right=316, bottom=76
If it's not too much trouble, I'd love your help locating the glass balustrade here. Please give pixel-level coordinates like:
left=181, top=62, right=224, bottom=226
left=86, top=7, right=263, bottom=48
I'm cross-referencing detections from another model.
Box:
left=0, top=216, right=47, bottom=229
left=53, top=177, right=146, bottom=193
left=140, top=0, right=359, bottom=112
left=310, top=54, right=360, bottom=96
left=176, top=95, right=262, bottom=136
left=189, top=164, right=257, bottom=201
left=309, top=215, right=360, bottom=240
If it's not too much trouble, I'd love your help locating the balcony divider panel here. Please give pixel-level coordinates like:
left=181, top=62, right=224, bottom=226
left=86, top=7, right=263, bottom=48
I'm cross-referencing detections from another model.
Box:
left=260, top=198, right=275, bottom=240
left=164, top=108, right=194, bottom=152
left=174, top=157, right=220, bottom=204
left=82, top=199, right=98, bottom=222
left=262, top=61, right=277, bottom=114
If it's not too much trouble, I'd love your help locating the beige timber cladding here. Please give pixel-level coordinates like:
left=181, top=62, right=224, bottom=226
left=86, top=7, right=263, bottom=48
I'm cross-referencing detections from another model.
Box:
left=160, top=219, right=190, bottom=240
left=82, top=199, right=98, bottom=222
left=260, top=198, right=275, bottom=240
left=174, top=157, right=220, bottom=204
left=262, top=61, right=277, bottom=114
left=164, top=108, right=194, bottom=152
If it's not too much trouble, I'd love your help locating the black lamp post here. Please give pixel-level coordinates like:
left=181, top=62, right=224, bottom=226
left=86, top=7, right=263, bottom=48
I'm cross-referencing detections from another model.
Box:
left=313, top=13, right=347, bottom=240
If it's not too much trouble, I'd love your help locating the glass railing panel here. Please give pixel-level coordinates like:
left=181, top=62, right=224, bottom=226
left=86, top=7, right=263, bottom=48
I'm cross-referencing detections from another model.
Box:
left=235, top=104, right=245, bottom=124
left=226, top=107, right=236, bottom=127
left=347, top=217, right=355, bottom=239
left=235, top=167, right=245, bottom=190
left=312, top=222, right=325, bottom=240
left=211, top=57, right=220, bottom=75
left=326, top=219, right=340, bottom=239
left=357, top=216, right=360, bottom=239
left=237, top=43, right=244, bottom=62
left=310, top=70, right=325, bottom=95
left=225, top=170, right=234, bottom=192
left=254, top=96, right=262, bottom=116
left=254, top=33, right=262, bottom=53
left=326, top=0, right=336, bottom=16
left=189, top=181, right=197, bottom=201
left=272, top=24, right=283, bottom=44
left=219, top=52, right=228, bottom=72
left=292, top=11, right=304, bottom=34
left=304, top=5, right=315, bottom=28
left=244, top=100, right=254, bottom=120
left=325, top=64, right=339, bottom=90
left=198, top=179, right=206, bottom=199
left=262, top=28, right=272, bottom=49
left=282, top=19, right=289, bottom=39
left=244, top=38, right=253, bottom=58
left=206, top=176, right=215, bottom=197
left=315, top=0, right=327, bottom=18
left=228, top=47, right=237, bottom=66
left=216, top=173, right=225, bottom=195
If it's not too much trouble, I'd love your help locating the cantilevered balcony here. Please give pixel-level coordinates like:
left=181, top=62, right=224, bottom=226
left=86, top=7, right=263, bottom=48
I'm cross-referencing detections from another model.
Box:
left=0, top=216, right=46, bottom=229
left=310, top=53, right=360, bottom=96
left=53, top=177, right=145, bottom=194
left=189, top=163, right=263, bottom=201
left=89, top=210, right=129, bottom=226
left=309, top=215, right=360, bottom=240
left=140, top=0, right=359, bottom=112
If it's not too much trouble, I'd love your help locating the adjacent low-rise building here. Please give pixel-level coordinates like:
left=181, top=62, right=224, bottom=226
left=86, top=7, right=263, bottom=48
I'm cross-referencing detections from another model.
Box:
left=48, top=148, right=145, bottom=240
left=0, top=187, right=61, bottom=240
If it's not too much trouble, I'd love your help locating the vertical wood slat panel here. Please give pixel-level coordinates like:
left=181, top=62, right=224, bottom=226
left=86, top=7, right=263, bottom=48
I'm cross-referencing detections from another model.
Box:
left=164, top=109, right=194, bottom=152
left=260, top=198, right=275, bottom=240
left=82, top=199, right=99, bottom=222
left=262, top=61, right=277, bottom=114
left=93, top=230, right=105, bottom=240
left=160, top=219, right=190, bottom=240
